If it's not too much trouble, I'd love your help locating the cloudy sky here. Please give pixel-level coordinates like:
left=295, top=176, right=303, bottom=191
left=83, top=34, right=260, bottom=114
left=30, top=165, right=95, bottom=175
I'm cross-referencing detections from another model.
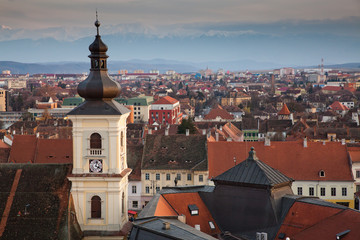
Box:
left=1, top=0, right=359, bottom=66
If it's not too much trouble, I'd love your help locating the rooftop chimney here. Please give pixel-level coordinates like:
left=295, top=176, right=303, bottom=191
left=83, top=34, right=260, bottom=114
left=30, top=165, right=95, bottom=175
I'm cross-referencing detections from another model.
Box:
left=178, top=214, right=186, bottom=224
left=165, top=129, right=169, bottom=136
left=186, top=129, right=189, bottom=136
left=303, top=137, right=307, bottom=148
left=215, top=132, right=219, bottom=141
left=148, top=129, right=152, bottom=134
left=264, top=137, right=270, bottom=146
left=341, top=139, right=346, bottom=145
left=220, top=125, right=223, bottom=131
left=163, top=222, right=170, bottom=230
left=202, top=129, right=206, bottom=135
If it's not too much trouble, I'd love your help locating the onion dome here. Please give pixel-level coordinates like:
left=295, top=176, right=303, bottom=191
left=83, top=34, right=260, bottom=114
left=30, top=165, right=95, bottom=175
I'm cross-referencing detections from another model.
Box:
left=77, top=16, right=120, bottom=100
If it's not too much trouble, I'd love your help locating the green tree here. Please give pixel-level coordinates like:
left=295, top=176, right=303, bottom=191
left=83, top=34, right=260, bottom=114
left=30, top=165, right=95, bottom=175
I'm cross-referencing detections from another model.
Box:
left=177, top=118, right=197, bottom=134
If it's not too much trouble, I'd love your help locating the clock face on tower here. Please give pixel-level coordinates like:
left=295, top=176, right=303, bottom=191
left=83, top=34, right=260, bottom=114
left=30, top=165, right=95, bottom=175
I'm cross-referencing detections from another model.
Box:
left=89, top=159, right=103, bottom=173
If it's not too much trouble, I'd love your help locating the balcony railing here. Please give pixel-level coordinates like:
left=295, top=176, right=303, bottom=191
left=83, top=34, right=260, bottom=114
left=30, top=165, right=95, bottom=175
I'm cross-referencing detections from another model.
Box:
left=89, top=149, right=102, bottom=156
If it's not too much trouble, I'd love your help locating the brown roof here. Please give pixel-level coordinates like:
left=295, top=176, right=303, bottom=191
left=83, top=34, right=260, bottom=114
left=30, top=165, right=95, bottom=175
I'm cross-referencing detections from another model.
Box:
left=155, top=192, right=221, bottom=236
left=9, top=135, right=37, bottom=163
left=142, top=134, right=207, bottom=170
left=208, top=141, right=353, bottom=181
left=204, top=107, right=234, bottom=120
left=330, top=101, right=349, bottom=111
left=8, top=135, right=72, bottom=164
left=152, top=96, right=178, bottom=105
left=277, top=202, right=360, bottom=239
left=348, top=146, right=360, bottom=163
left=278, top=103, right=291, bottom=115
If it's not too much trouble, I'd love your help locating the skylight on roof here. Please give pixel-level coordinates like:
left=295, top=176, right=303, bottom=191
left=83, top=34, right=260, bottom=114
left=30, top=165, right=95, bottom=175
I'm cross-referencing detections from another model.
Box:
left=209, top=221, right=215, bottom=230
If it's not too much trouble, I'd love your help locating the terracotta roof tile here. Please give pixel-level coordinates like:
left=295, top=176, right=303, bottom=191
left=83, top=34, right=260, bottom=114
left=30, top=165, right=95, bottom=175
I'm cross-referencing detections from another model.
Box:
left=161, top=192, right=221, bottom=236
left=152, top=96, right=178, bottom=105
left=154, top=195, right=178, bottom=216
left=8, top=135, right=72, bottom=164
left=276, top=201, right=343, bottom=238
left=204, top=107, right=234, bottom=120
left=9, top=135, right=37, bottom=163
left=208, top=141, right=353, bottom=181
left=330, top=101, right=349, bottom=111
left=278, top=203, right=360, bottom=240
left=278, top=103, right=291, bottom=115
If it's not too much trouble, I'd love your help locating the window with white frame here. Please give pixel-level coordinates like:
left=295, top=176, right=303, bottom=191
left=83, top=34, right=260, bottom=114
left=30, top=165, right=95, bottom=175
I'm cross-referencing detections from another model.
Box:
left=145, top=186, right=150, bottom=194
left=331, top=187, right=336, bottom=196
left=320, top=187, right=326, bottom=196
left=156, top=173, right=160, bottom=180
left=132, top=201, right=138, bottom=208
left=166, top=173, right=170, bottom=181
left=145, top=173, right=149, bottom=180
left=187, top=174, right=192, bottom=181
left=132, top=185, right=137, bottom=194
left=309, top=187, right=314, bottom=196
left=199, top=175, right=204, bottom=182
left=297, top=187, right=303, bottom=195
left=342, top=187, right=347, bottom=196
left=356, top=170, right=360, bottom=178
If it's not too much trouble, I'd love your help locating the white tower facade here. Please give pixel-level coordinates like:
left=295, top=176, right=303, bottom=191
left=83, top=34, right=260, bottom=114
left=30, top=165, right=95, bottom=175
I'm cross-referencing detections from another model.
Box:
left=67, top=17, right=131, bottom=235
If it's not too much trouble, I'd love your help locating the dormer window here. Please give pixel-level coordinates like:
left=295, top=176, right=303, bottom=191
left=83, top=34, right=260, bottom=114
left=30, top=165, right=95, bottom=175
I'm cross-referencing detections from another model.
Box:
left=188, top=204, right=199, bottom=216
left=319, top=170, right=325, bottom=177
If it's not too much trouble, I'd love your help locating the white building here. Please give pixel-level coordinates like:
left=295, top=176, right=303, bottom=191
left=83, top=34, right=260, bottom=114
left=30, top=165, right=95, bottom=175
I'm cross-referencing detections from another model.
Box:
left=67, top=20, right=131, bottom=235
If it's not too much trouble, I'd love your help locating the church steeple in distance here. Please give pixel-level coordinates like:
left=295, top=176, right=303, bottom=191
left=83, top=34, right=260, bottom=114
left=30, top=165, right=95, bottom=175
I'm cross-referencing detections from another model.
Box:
left=77, top=13, right=120, bottom=100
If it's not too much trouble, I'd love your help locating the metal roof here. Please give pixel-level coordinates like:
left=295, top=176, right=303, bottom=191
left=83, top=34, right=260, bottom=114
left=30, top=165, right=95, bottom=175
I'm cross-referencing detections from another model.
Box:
left=213, top=147, right=293, bottom=187
left=67, top=99, right=130, bottom=115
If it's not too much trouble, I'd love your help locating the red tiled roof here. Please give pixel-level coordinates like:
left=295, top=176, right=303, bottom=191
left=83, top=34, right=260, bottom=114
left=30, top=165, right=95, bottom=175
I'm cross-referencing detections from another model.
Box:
left=9, top=135, right=37, bottom=163
left=8, top=135, right=72, bottom=164
left=0, top=141, right=10, bottom=148
left=278, top=103, right=291, bottom=115
left=283, top=206, right=360, bottom=240
left=348, top=147, right=360, bottom=163
left=35, top=139, right=72, bottom=163
left=152, top=96, right=179, bottom=105
left=322, top=86, right=355, bottom=93
left=154, top=195, right=178, bottom=217
left=276, top=201, right=343, bottom=239
left=159, top=192, right=221, bottom=236
left=330, top=101, right=349, bottom=111
left=208, top=141, right=352, bottom=181
left=204, top=107, right=234, bottom=120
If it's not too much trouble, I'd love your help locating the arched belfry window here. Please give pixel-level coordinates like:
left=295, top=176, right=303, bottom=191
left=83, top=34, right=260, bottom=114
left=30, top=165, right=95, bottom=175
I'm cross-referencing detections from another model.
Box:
left=90, top=133, right=102, bottom=149
left=91, top=195, right=101, bottom=218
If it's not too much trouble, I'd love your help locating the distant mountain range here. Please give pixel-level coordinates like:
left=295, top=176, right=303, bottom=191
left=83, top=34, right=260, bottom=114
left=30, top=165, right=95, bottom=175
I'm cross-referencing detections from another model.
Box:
left=0, top=60, right=359, bottom=75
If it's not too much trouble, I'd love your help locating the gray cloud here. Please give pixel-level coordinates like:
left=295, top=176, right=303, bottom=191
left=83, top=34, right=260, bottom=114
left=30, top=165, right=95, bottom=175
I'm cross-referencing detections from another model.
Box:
left=1, top=0, right=359, bottom=30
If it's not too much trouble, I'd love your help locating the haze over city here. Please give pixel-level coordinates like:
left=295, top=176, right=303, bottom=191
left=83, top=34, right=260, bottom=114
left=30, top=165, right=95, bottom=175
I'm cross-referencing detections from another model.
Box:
left=1, top=0, right=360, bottom=68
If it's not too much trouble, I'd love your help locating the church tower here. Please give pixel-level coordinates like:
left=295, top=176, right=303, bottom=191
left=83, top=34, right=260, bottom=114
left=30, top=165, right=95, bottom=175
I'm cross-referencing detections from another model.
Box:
left=67, top=16, right=131, bottom=234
